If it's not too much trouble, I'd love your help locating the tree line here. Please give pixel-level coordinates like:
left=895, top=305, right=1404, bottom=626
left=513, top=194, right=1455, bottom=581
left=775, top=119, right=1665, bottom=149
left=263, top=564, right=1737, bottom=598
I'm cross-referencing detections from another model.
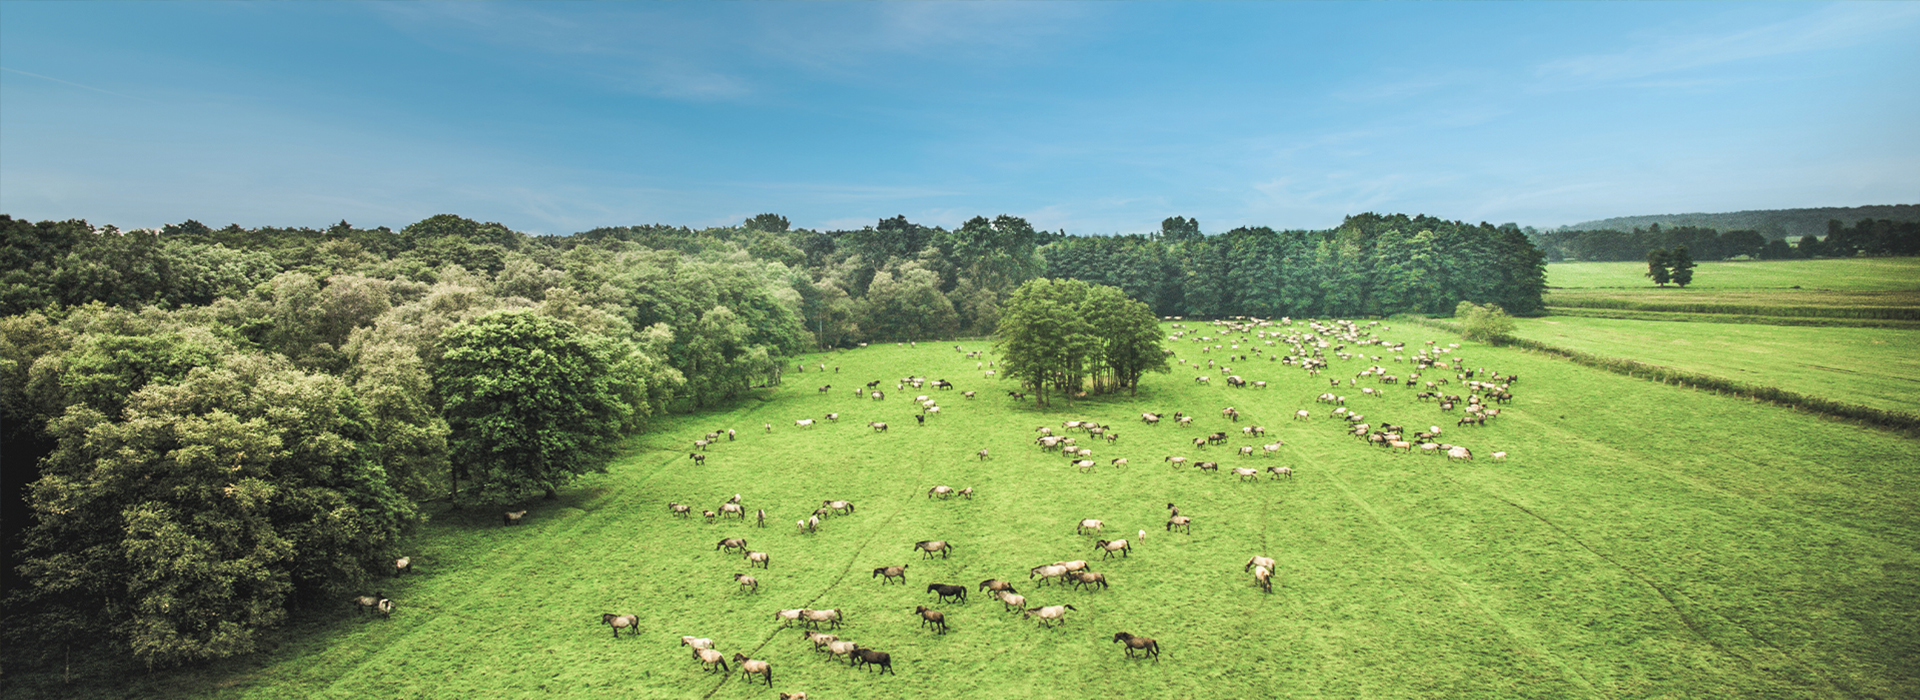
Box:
left=1561, top=204, right=1919, bottom=240
left=1529, top=218, right=1920, bottom=263
left=1045, top=213, right=1547, bottom=317
left=0, top=207, right=1543, bottom=667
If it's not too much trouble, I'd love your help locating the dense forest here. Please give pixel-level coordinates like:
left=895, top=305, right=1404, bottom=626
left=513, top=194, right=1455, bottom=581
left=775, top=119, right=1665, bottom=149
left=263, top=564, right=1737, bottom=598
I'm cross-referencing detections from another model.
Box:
left=0, top=209, right=1543, bottom=667
left=1531, top=218, right=1920, bottom=262
left=1046, top=214, right=1546, bottom=318
left=1561, top=204, right=1919, bottom=240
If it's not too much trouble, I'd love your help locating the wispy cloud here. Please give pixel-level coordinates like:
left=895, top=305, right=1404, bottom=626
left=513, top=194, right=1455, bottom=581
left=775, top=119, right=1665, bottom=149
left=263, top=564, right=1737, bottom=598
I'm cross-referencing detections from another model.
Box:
left=1536, top=4, right=1920, bottom=85
left=1, top=66, right=153, bottom=102
left=370, top=3, right=758, bottom=102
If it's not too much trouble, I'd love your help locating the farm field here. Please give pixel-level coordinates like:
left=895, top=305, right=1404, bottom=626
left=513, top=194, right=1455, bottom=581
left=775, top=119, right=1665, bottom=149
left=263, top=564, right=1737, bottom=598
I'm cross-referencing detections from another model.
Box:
left=1506, top=316, right=1920, bottom=416
left=9, top=323, right=1918, bottom=700
left=1543, top=259, right=1920, bottom=320
left=1544, top=258, right=1920, bottom=291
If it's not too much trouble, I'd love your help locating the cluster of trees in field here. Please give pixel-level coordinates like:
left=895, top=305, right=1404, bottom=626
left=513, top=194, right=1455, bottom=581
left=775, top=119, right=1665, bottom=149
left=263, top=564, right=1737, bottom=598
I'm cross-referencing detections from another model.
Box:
left=1530, top=218, right=1920, bottom=263
left=1045, top=213, right=1547, bottom=317
left=1645, top=246, right=1699, bottom=287
left=994, top=278, right=1169, bottom=406
left=0, top=207, right=1542, bottom=668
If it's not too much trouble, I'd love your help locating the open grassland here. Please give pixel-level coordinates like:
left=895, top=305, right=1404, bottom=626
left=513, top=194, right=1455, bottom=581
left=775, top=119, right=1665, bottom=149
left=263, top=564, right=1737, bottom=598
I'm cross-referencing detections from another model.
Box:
left=10, top=326, right=1917, bottom=699
left=1543, top=259, right=1920, bottom=321
left=1506, top=317, right=1920, bottom=417
left=1546, top=258, right=1920, bottom=291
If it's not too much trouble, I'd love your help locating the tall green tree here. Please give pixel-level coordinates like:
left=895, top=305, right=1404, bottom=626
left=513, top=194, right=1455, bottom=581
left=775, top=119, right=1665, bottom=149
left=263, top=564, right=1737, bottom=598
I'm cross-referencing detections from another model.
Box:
left=1669, top=245, right=1696, bottom=288
left=1646, top=248, right=1673, bottom=287
left=858, top=265, right=959, bottom=342
left=995, top=279, right=1094, bottom=406
left=434, top=310, right=635, bottom=503
left=1080, top=284, right=1170, bottom=395
left=742, top=213, right=790, bottom=232
left=1160, top=216, right=1202, bottom=244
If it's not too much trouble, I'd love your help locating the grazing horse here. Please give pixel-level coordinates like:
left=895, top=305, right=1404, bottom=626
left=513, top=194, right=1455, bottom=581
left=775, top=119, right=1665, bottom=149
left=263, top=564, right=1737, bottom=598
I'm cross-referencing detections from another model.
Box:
left=927, top=583, right=968, bottom=603
left=1113, top=632, right=1161, bottom=659
left=733, top=654, right=773, bottom=686
left=352, top=593, right=385, bottom=615
left=602, top=613, right=637, bottom=638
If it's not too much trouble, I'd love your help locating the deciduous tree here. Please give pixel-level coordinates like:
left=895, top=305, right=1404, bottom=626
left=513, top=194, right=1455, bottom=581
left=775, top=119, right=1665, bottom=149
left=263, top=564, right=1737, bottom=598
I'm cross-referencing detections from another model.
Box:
left=434, top=310, right=634, bottom=502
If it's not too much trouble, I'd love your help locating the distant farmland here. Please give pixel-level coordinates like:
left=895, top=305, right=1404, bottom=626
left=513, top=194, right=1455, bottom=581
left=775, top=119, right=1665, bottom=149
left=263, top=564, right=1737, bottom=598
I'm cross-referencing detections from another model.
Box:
left=16, top=317, right=1914, bottom=699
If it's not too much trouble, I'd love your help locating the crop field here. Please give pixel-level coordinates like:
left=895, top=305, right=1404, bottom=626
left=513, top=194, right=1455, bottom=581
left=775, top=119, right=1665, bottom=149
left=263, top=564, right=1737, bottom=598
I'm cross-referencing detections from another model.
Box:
left=1543, top=259, right=1920, bottom=321
left=17, top=321, right=1917, bottom=700
left=1545, top=258, right=1920, bottom=291
left=1506, top=317, right=1920, bottom=416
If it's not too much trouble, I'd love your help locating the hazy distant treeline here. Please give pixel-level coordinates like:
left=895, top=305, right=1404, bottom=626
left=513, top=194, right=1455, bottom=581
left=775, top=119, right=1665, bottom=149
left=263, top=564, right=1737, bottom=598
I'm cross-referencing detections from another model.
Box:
left=1562, top=204, right=1919, bottom=240
left=1530, top=218, right=1920, bottom=263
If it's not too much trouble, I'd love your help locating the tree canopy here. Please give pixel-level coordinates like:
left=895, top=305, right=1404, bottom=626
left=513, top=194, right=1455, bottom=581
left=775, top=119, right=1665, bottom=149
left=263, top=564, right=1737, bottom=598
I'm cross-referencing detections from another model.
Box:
left=995, top=278, right=1168, bottom=405
left=434, top=310, right=646, bottom=502
left=16, top=351, right=416, bottom=667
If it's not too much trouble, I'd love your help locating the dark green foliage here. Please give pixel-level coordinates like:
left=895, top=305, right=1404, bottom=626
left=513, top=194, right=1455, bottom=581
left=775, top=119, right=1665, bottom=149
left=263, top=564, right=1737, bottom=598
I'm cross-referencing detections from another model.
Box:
left=1047, top=214, right=1547, bottom=317
left=1533, top=216, right=1920, bottom=262
left=434, top=310, right=636, bottom=502
left=994, top=278, right=1167, bottom=404
left=1160, top=216, right=1202, bottom=243
left=742, top=213, right=790, bottom=232
left=1562, top=204, right=1920, bottom=240
left=1646, top=248, right=1673, bottom=287
left=1669, top=245, right=1696, bottom=287
left=15, top=352, right=417, bottom=667
left=859, top=265, right=959, bottom=342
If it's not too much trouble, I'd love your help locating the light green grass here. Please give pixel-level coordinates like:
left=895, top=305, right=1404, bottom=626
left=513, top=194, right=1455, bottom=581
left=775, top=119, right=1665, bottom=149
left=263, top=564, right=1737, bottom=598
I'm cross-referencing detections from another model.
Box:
left=1541, top=259, right=1920, bottom=320
left=1539, top=306, right=1920, bottom=330
left=8, top=329, right=1917, bottom=699
left=1545, top=258, right=1920, bottom=291
left=1506, top=316, right=1920, bottom=417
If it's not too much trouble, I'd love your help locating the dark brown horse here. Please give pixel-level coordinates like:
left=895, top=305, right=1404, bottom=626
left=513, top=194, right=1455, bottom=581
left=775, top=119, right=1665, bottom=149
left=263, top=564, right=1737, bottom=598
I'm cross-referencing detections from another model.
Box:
left=1113, top=631, right=1161, bottom=659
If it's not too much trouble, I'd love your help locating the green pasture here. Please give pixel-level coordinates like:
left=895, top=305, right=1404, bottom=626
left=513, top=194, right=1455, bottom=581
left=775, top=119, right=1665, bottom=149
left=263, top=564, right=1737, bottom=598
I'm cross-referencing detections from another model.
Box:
left=1542, top=258, right=1920, bottom=320
left=1545, top=258, right=1920, bottom=291
left=11, top=327, right=1918, bottom=699
left=1507, top=316, right=1920, bottom=416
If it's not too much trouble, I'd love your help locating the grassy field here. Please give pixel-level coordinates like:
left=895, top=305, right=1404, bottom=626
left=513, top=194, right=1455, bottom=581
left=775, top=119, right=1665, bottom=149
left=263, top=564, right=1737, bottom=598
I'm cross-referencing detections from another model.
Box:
left=1545, top=258, right=1920, bottom=291
left=1506, top=316, right=1920, bottom=416
left=10, top=322, right=1916, bottom=699
left=1543, top=259, right=1920, bottom=320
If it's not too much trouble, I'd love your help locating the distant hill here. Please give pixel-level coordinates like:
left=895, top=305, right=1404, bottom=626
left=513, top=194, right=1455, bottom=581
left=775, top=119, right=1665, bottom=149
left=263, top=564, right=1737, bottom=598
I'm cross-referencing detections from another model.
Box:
left=1562, top=205, right=1919, bottom=240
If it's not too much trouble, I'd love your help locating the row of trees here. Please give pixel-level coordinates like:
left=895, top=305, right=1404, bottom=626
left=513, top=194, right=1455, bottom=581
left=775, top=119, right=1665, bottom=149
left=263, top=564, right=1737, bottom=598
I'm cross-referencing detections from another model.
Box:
left=1044, top=213, right=1547, bottom=318
left=1530, top=218, right=1920, bottom=263
left=1531, top=224, right=1767, bottom=263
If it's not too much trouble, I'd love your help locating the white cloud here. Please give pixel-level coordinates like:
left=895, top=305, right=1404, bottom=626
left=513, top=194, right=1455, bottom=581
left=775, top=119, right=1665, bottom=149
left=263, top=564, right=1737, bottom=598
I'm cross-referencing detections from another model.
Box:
left=1535, top=4, right=1920, bottom=85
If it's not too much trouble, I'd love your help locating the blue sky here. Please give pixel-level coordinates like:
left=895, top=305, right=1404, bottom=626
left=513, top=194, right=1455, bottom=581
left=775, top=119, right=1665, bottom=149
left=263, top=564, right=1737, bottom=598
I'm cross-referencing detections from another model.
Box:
left=2, top=2, right=1915, bottom=235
